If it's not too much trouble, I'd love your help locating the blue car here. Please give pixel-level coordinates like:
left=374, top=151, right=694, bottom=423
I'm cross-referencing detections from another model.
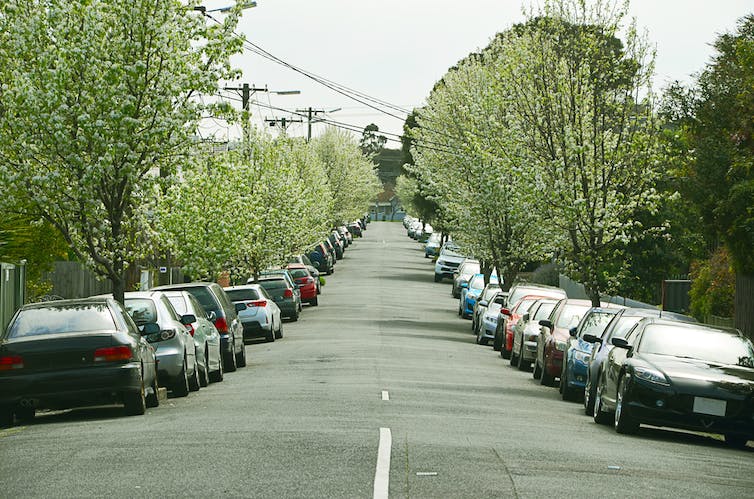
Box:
left=459, top=273, right=498, bottom=319
left=560, top=307, right=623, bottom=401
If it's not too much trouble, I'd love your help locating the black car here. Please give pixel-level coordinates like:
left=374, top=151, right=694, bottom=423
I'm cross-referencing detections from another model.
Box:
left=152, top=282, right=247, bottom=373
left=0, top=298, right=159, bottom=426
left=593, top=318, right=754, bottom=447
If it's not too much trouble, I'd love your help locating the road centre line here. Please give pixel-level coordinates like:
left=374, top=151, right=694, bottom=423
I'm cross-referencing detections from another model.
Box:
left=373, top=427, right=392, bottom=499
left=381, top=390, right=389, bottom=401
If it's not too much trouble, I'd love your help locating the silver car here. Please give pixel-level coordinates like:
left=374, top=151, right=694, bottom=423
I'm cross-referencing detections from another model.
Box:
left=124, top=291, right=200, bottom=397
left=477, top=292, right=508, bottom=345
left=224, top=284, right=283, bottom=343
left=510, top=299, right=559, bottom=370
left=163, top=291, right=224, bottom=385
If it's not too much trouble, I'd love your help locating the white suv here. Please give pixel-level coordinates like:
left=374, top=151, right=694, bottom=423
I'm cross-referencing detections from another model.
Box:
left=434, top=243, right=466, bottom=282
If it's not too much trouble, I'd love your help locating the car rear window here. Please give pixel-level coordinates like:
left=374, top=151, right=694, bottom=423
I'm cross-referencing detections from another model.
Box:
left=225, top=288, right=260, bottom=301
left=258, top=280, right=287, bottom=291
left=166, top=295, right=189, bottom=315
left=289, top=269, right=308, bottom=279
left=124, top=299, right=158, bottom=325
left=184, top=287, right=220, bottom=314
left=6, top=304, right=116, bottom=338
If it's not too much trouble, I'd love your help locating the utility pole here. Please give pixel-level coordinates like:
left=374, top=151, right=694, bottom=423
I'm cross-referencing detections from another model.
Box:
left=264, top=116, right=303, bottom=134
left=296, top=107, right=326, bottom=142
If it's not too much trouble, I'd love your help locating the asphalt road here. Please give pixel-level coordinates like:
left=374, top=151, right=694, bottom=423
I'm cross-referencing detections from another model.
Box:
left=1, top=221, right=753, bottom=498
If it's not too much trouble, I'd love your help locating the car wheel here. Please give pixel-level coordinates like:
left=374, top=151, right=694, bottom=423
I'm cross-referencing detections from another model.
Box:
left=501, top=341, right=511, bottom=360
left=291, top=310, right=299, bottom=322
left=199, top=351, right=210, bottom=388
left=210, top=349, right=224, bottom=383
left=146, top=373, right=160, bottom=408
left=615, top=376, right=639, bottom=434
left=510, top=344, right=519, bottom=367
left=0, top=407, right=14, bottom=428
left=224, top=340, right=237, bottom=373
left=15, top=407, right=35, bottom=423
left=266, top=328, right=275, bottom=342
left=172, top=358, right=190, bottom=397
left=593, top=381, right=612, bottom=425
left=584, top=374, right=595, bottom=415
left=275, top=321, right=283, bottom=339
left=533, top=358, right=542, bottom=379
left=124, top=382, right=146, bottom=416
left=236, top=342, right=247, bottom=368
left=561, top=366, right=576, bottom=401
left=434, top=274, right=442, bottom=283
left=517, top=342, right=529, bottom=371
left=310, top=296, right=318, bottom=306
left=540, top=359, right=555, bottom=386
left=493, top=326, right=503, bottom=352
left=724, top=434, right=750, bottom=448
left=188, top=357, right=201, bottom=392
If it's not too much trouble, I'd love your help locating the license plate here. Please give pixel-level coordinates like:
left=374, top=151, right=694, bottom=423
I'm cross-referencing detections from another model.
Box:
left=693, top=397, right=726, bottom=417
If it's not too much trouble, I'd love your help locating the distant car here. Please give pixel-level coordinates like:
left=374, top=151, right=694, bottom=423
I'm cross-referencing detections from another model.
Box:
left=124, top=291, right=200, bottom=396
left=593, top=319, right=754, bottom=447
left=0, top=297, right=159, bottom=427
left=449, top=257, right=479, bottom=295
left=581, top=308, right=695, bottom=415
left=559, top=307, right=623, bottom=401
left=286, top=263, right=318, bottom=306
left=476, top=291, right=508, bottom=346
left=252, top=275, right=302, bottom=321
left=162, top=290, right=224, bottom=385
left=434, top=243, right=466, bottom=284
left=225, top=284, right=282, bottom=342
left=152, top=282, right=247, bottom=373
left=460, top=273, right=498, bottom=319
left=309, top=242, right=334, bottom=275
left=533, top=298, right=595, bottom=386
left=348, top=222, right=363, bottom=238
left=471, top=283, right=502, bottom=334
left=424, top=232, right=442, bottom=258
left=510, top=299, right=559, bottom=371
left=288, top=254, right=322, bottom=294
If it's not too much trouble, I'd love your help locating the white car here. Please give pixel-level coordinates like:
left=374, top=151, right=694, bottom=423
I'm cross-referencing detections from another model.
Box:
left=434, top=243, right=465, bottom=282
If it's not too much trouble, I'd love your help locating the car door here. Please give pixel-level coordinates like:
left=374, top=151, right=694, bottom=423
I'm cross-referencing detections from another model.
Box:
left=603, top=322, right=643, bottom=408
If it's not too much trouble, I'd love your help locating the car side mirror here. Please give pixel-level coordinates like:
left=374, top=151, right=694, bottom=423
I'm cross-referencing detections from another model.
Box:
left=207, top=310, right=217, bottom=322
left=235, top=302, right=247, bottom=312
left=479, top=300, right=489, bottom=307
left=539, top=319, right=553, bottom=330
left=569, top=326, right=578, bottom=337
left=611, top=337, right=630, bottom=349
left=501, top=308, right=512, bottom=317
left=180, top=314, right=196, bottom=325
left=142, top=322, right=160, bottom=335
left=522, top=313, right=530, bottom=322
left=583, top=333, right=602, bottom=344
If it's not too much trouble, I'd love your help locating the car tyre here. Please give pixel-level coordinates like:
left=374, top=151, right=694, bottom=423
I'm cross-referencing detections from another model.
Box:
left=172, top=358, right=190, bottom=397
left=724, top=434, right=750, bottom=449
left=310, top=296, right=318, bottom=306
left=434, top=274, right=442, bottom=283
left=224, top=340, right=237, bottom=373
left=188, top=357, right=201, bottom=392
left=199, top=351, right=210, bottom=388
left=209, top=351, right=224, bottom=383
left=291, top=310, right=299, bottom=322
left=510, top=344, right=519, bottom=367
left=561, top=368, right=577, bottom=402
left=124, top=383, right=146, bottom=416
left=275, top=321, right=283, bottom=339
left=236, top=343, right=247, bottom=368
left=15, top=407, right=35, bottom=423
left=493, top=326, right=503, bottom=352
left=593, top=382, right=612, bottom=425
left=615, top=376, right=639, bottom=434
left=146, top=374, right=160, bottom=408
left=533, top=358, right=542, bottom=379
left=584, top=375, right=595, bottom=415
left=517, top=342, right=530, bottom=371
left=540, top=363, right=555, bottom=386
left=266, top=328, right=275, bottom=342
left=501, top=342, right=511, bottom=360
left=0, top=407, right=13, bottom=428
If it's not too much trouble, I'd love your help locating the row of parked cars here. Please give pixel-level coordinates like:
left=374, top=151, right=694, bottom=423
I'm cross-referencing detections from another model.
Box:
left=0, top=218, right=370, bottom=427
left=407, top=220, right=754, bottom=449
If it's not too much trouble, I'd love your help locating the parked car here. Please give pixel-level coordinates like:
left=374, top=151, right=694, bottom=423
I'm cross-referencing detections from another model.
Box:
left=424, top=232, right=442, bottom=259
left=224, top=284, right=282, bottom=342
left=501, top=296, right=544, bottom=360
left=581, top=308, right=695, bottom=415
left=152, top=282, right=247, bottom=373
left=286, top=263, right=319, bottom=306
left=495, top=284, right=567, bottom=353
left=348, top=222, right=363, bottom=238
left=328, top=231, right=344, bottom=260
left=510, top=299, right=559, bottom=371
left=162, top=290, right=224, bottom=385
left=534, top=298, right=595, bottom=386
left=460, top=273, right=498, bottom=319
left=0, top=297, right=159, bottom=427
left=123, top=291, right=200, bottom=396
left=337, top=225, right=353, bottom=246
left=309, top=242, right=334, bottom=275
left=251, top=275, right=302, bottom=321
left=449, top=257, right=479, bottom=295
left=471, top=283, right=503, bottom=334
left=559, top=307, right=623, bottom=401
left=593, top=319, right=754, bottom=447
left=288, top=254, right=322, bottom=294
left=434, top=243, right=466, bottom=284
left=476, top=291, right=508, bottom=346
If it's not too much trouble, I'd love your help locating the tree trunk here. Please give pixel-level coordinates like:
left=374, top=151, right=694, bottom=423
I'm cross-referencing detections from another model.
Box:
left=735, top=272, right=754, bottom=341
left=111, top=273, right=125, bottom=305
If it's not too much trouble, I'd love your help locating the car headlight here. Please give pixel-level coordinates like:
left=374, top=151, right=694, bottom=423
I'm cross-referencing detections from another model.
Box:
left=633, top=367, right=670, bottom=386
left=555, top=340, right=567, bottom=351
left=572, top=349, right=591, bottom=363
left=484, top=314, right=498, bottom=325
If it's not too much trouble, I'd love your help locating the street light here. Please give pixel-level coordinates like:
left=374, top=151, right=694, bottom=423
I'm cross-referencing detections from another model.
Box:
left=194, top=1, right=257, bottom=14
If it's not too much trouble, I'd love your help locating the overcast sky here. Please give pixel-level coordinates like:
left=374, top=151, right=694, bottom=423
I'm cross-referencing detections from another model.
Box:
left=197, top=0, right=753, bottom=146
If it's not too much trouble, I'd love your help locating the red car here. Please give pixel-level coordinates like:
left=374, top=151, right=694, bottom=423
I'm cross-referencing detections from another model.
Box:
left=499, top=295, right=543, bottom=359
left=286, top=264, right=318, bottom=306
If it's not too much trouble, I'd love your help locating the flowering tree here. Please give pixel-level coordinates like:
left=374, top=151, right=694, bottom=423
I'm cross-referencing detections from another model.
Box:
left=0, top=0, right=243, bottom=302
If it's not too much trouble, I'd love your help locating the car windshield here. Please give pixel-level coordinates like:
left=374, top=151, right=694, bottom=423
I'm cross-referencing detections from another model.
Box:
left=639, top=325, right=754, bottom=366
left=124, top=299, right=158, bottom=325
left=469, top=275, right=485, bottom=290
left=225, top=288, right=260, bottom=302
left=578, top=311, right=616, bottom=338
left=555, top=304, right=591, bottom=329
left=533, top=302, right=556, bottom=321
left=442, top=245, right=463, bottom=257
left=6, top=303, right=116, bottom=338
left=515, top=298, right=537, bottom=314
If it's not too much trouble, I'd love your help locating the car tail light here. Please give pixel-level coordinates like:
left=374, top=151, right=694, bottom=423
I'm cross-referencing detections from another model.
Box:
left=284, top=288, right=293, bottom=298
left=248, top=300, right=267, bottom=308
left=0, top=355, right=24, bottom=370
left=185, top=323, right=195, bottom=337
left=94, top=346, right=132, bottom=363
left=214, top=316, right=229, bottom=333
